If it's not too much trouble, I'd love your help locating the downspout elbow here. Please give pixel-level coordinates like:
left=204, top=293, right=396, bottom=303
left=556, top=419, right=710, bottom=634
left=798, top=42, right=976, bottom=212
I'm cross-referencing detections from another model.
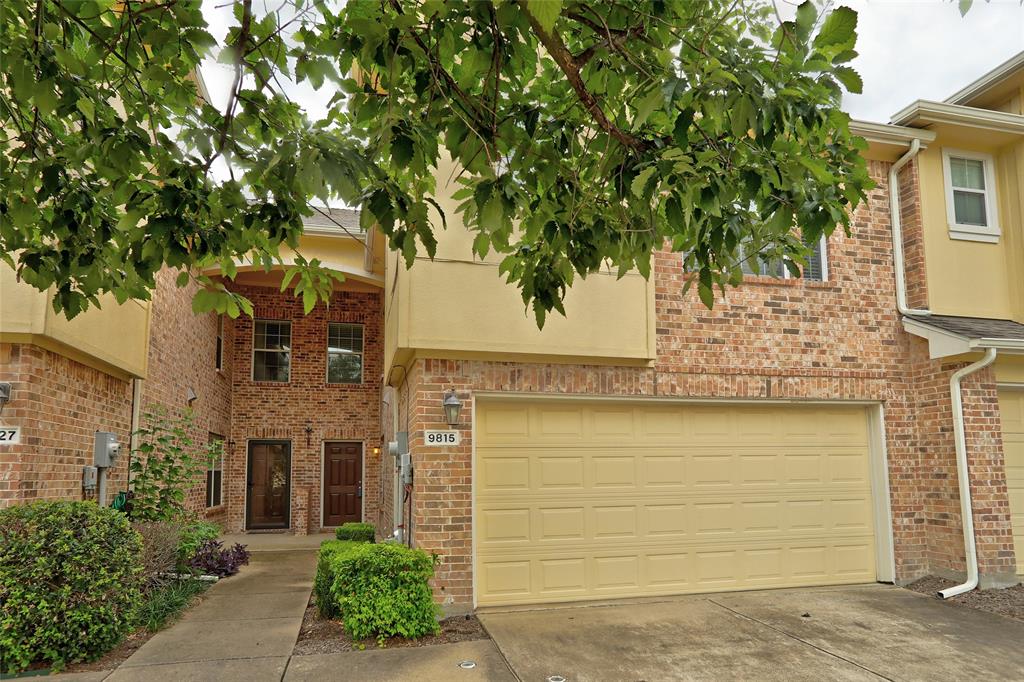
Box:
left=938, top=347, right=998, bottom=599
left=889, top=139, right=931, bottom=317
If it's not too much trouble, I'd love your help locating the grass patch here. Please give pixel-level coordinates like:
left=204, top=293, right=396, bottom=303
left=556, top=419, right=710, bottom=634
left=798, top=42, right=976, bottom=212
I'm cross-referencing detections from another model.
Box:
left=134, top=579, right=210, bottom=632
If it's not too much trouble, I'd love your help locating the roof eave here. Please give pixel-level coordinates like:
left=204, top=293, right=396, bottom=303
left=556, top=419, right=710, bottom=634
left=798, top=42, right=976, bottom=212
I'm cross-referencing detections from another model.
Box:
left=903, top=317, right=1024, bottom=358
left=890, top=100, right=1024, bottom=135
left=848, top=120, right=936, bottom=147
left=944, top=51, right=1024, bottom=106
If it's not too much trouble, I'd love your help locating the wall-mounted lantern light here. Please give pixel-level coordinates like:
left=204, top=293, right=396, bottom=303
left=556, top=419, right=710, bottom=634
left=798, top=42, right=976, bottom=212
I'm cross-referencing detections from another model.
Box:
left=442, top=389, right=463, bottom=427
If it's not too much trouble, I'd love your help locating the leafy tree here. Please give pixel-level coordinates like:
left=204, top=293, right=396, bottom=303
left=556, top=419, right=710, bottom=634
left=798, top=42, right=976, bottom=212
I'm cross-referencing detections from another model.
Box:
left=0, top=0, right=870, bottom=326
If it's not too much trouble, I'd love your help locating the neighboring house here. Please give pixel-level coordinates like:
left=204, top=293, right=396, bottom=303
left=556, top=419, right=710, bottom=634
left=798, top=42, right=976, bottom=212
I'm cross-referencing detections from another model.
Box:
left=1, top=53, right=1022, bottom=614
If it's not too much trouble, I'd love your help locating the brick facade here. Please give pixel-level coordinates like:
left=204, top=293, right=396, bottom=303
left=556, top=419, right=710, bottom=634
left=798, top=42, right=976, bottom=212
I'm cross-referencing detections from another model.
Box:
left=0, top=344, right=133, bottom=507
left=138, top=268, right=234, bottom=524
left=397, top=159, right=1017, bottom=610
left=225, top=284, right=383, bottom=534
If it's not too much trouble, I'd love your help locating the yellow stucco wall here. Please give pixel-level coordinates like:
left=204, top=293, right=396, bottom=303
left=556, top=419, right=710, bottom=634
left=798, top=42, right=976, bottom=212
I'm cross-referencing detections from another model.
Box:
left=997, top=355, right=1024, bottom=384
left=383, top=156, right=656, bottom=381
left=0, top=264, right=151, bottom=378
left=917, top=136, right=1024, bottom=323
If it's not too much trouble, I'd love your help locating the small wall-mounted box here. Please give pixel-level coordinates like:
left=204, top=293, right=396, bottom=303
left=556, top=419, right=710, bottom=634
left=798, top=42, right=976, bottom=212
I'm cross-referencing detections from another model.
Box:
left=93, top=431, right=121, bottom=468
left=82, top=465, right=98, bottom=489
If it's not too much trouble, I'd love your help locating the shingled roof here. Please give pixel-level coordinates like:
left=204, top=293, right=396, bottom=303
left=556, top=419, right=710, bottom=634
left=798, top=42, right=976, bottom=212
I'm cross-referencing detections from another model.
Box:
left=904, top=314, right=1024, bottom=341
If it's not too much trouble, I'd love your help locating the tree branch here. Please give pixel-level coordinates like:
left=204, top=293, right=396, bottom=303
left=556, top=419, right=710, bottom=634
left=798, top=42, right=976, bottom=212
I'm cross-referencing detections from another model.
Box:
left=519, top=1, right=648, bottom=151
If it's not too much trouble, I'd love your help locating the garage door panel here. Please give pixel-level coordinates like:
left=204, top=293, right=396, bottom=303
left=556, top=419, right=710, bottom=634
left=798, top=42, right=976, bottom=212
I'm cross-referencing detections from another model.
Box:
left=475, top=400, right=877, bottom=606
left=477, top=494, right=876, bottom=549
left=999, top=389, right=1024, bottom=576
left=476, top=541, right=876, bottom=604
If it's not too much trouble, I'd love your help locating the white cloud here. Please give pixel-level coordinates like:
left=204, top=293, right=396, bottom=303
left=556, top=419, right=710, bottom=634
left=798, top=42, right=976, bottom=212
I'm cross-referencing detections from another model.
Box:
left=841, top=0, right=1023, bottom=121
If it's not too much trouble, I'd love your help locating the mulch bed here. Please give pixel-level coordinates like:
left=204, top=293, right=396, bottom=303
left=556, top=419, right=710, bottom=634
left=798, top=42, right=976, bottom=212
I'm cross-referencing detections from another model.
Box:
left=293, top=598, right=489, bottom=656
left=906, top=576, right=1024, bottom=622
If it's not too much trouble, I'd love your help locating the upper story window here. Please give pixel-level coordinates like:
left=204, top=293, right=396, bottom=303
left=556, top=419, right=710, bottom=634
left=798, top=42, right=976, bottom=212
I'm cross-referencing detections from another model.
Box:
left=253, top=320, right=291, bottom=382
left=942, top=148, right=1000, bottom=243
left=327, top=322, right=364, bottom=384
left=740, top=235, right=828, bottom=282
left=215, top=315, right=224, bottom=371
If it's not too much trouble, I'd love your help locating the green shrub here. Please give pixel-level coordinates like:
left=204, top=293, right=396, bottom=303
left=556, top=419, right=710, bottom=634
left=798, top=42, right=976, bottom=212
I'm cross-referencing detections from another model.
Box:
left=134, top=578, right=209, bottom=632
left=335, top=522, right=376, bottom=543
left=314, top=540, right=359, bottom=619
left=177, top=520, right=221, bottom=567
left=329, top=542, right=440, bottom=642
left=0, top=501, right=144, bottom=674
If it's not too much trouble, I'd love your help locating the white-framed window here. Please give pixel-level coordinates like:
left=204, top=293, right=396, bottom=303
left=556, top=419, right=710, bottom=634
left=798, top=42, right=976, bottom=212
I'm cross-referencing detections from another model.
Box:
left=207, top=433, right=224, bottom=508
left=327, top=322, right=364, bottom=384
left=252, top=320, right=291, bottom=382
left=215, top=314, right=224, bottom=371
left=739, top=235, right=828, bottom=282
left=942, top=148, right=1000, bottom=243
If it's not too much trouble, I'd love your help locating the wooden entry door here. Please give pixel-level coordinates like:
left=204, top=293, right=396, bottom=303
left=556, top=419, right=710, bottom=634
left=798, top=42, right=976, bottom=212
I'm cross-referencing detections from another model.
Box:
left=247, top=441, right=291, bottom=529
left=323, top=442, right=362, bottom=527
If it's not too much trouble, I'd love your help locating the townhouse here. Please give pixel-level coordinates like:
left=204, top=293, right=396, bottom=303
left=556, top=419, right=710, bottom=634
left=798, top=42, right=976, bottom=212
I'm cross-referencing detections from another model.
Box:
left=1, top=53, right=1022, bottom=614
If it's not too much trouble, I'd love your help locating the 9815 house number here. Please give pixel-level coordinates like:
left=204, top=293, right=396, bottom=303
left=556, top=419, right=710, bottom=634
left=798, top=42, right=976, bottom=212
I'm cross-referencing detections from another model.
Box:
left=424, top=430, right=460, bottom=446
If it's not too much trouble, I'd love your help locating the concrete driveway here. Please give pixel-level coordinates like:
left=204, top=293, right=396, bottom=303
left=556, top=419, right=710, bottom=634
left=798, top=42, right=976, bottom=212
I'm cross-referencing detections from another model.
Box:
left=478, top=584, right=1024, bottom=681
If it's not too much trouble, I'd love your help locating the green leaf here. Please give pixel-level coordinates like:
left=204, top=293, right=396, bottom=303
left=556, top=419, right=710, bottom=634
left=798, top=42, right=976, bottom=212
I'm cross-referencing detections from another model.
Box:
left=794, top=2, right=817, bottom=40
left=631, top=166, right=657, bottom=199
left=75, top=97, right=95, bottom=122
left=833, top=66, right=863, bottom=94
left=481, top=196, right=504, bottom=229
left=633, top=87, right=665, bottom=130
left=959, top=0, right=973, bottom=16
left=814, top=7, right=857, bottom=52
left=525, top=0, right=563, bottom=34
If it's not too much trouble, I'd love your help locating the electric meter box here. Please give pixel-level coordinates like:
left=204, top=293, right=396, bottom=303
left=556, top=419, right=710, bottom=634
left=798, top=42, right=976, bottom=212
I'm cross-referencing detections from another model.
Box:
left=82, top=466, right=98, bottom=489
left=93, top=431, right=121, bottom=468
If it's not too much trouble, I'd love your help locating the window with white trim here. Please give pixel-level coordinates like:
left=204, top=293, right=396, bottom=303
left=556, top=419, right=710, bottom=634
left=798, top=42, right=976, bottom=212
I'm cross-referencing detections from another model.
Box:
left=253, top=320, right=291, bottom=382
left=327, top=322, right=363, bottom=384
left=942, top=148, right=1000, bottom=242
left=206, top=433, right=224, bottom=508
left=739, top=235, right=828, bottom=282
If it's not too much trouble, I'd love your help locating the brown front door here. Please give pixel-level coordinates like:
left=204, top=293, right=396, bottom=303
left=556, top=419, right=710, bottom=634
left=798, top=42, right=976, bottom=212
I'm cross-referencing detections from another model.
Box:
left=323, top=442, right=362, bottom=527
left=247, top=441, right=291, bottom=529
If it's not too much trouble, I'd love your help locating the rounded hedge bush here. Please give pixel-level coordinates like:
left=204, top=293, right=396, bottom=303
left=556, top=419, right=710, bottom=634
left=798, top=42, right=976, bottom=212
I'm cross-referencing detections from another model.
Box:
left=335, top=522, right=376, bottom=543
left=0, top=501, right=144, bottom=673
left=329, top=542, right=440, bottom=642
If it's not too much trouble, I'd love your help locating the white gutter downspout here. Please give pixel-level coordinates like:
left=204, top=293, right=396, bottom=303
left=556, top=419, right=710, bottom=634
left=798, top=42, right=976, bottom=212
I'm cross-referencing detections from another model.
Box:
left=939, top=347, right=998, bottom=599
left=888, top=138, right=930, bottom=317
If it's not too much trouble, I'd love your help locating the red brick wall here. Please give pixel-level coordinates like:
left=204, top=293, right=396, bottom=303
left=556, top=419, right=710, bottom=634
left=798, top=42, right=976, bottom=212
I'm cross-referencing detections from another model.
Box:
left=0, top=343, right=132, bottom=507
left=225, top=285, right=383, bottom=533
left=137, top=268, right=234, bottom=524
left=909, top=339, right=1016, bottom=582
left=398, top=159, right=1015, bottom=609
left=897, top=158, right=929, bottom=310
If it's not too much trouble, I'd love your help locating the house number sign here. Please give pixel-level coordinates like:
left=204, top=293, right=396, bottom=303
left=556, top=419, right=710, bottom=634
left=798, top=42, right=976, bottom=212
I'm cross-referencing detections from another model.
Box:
left=424, top=430, right=460, bottom=446
left=0, top=426, right=21, bottom=445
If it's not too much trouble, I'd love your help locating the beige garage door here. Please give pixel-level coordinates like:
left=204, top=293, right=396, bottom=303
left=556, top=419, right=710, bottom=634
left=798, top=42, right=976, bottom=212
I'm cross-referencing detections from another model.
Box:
left=1000, top=389, right=1024, bottom=576
left=475, top=400, right=877, bottom=607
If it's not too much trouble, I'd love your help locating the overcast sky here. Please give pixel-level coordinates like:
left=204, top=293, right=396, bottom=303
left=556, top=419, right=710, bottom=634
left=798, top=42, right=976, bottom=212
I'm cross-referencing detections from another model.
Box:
left=200, top=1, right=1024, bottom=125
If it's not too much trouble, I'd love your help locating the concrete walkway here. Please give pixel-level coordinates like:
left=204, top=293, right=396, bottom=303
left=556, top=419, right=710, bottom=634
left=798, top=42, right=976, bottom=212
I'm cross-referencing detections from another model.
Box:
left=55, top=536, right=514, bottom=681
left=105, top=549, right=316, bottom=681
